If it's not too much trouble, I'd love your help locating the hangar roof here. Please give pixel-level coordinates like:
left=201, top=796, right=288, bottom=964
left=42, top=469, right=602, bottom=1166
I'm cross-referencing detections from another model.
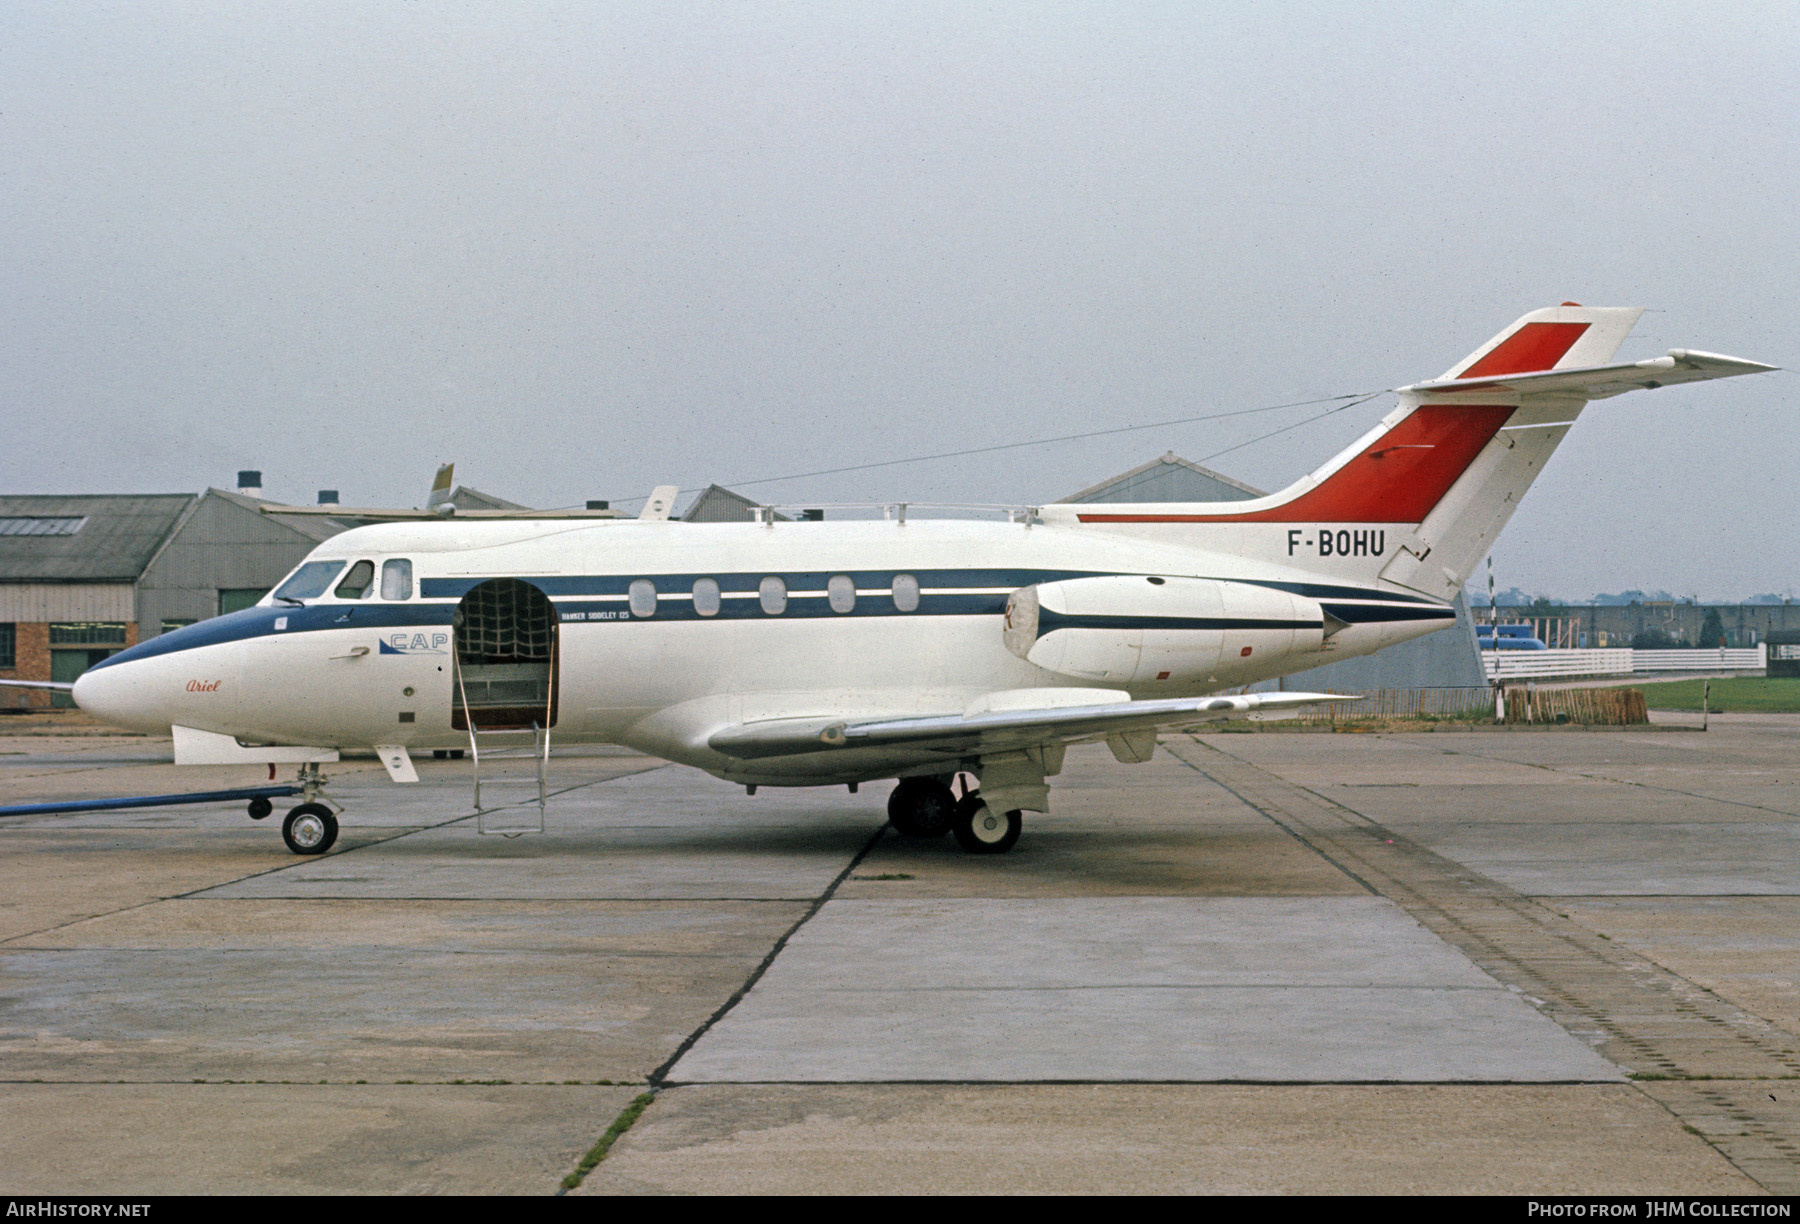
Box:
left=0, top=494, right=197, bottom=582
left=202, top=488, right=349, bottom=542
left=1058, top=452, right=1263, bottom=504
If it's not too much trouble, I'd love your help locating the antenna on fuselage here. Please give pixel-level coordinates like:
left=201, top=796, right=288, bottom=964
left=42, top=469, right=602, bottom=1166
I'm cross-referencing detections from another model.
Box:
left=638, top=485, right=679, bottom=521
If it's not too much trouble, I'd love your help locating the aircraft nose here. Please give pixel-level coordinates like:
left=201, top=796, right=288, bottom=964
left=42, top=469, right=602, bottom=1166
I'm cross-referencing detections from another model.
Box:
left=71, top=656, right=164, bottom=732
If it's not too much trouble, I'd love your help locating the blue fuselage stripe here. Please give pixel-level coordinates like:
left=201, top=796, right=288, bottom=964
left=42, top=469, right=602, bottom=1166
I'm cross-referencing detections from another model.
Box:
left=89, top=569, right=1451, bottom=672
left=1037, top=611, right=1321, bottom=634
left=1320, top=603, right=1457, bottom=624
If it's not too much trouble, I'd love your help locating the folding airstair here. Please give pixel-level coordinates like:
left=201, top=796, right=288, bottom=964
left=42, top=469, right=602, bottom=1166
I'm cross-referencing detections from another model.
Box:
left=452, top=647, right=554, bottom=837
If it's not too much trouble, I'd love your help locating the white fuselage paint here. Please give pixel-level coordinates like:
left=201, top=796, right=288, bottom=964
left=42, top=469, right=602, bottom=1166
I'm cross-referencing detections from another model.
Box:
left=74, top=517, right=1451, bottom=786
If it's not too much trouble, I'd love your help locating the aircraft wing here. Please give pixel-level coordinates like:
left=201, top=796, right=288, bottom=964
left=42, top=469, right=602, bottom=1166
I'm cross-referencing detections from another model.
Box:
left=707, top=691, right=1353, bottom=761
left=1401, top=349, right=1776, bottom=400
left=0, top=679, right=73, bottom=691
left=257, top=504, right=626, bottom=520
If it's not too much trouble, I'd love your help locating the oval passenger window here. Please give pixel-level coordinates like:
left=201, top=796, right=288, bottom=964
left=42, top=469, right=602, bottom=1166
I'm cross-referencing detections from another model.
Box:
left=828, top=574, right=856, bottom=614
left=692, top=578, right=721, bottom=617
left=759, top=576, right=787, bottom=615
left=628, top=578, right=657, bottom=618
left=334, top=560, right=375, bottom=599
left=891, top=573, right=920, bottom=613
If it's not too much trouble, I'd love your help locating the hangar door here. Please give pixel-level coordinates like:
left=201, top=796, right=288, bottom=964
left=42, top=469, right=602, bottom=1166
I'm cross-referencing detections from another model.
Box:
left=451, top=578, right=559, bottom=730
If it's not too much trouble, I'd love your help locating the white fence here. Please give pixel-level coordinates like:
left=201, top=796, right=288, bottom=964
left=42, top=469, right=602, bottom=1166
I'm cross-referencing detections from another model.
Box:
left=1483, top=644, right=1766, bottom=681
left=1630, top=647, right=1766, bottom=673
left=1484, top=649, right=1633, bottom=681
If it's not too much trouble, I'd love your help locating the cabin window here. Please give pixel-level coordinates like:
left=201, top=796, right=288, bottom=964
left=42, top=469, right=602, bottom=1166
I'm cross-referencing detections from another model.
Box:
left=628, top=579, right=658, bottom=618
left=828, top=574, right=856, bottom=614
left=759, top=576, right=787, bottom=615
left=692, top=578, right=721, bottom=617
left=891, top=573, right=920, bottom=613
left=380, top=559, right=413, bottom=600
left=335, top=560, right=376, bottom=600
left=273, top=560, right=346, bottom=602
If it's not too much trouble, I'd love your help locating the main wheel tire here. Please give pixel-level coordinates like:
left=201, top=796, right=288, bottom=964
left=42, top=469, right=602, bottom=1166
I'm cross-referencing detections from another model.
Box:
left=282, top=803, right=338, bottom=855
left=952, top=797, right=1021, bottom=854
left=887, top=778, right=957, bottom=838
left=246, top=796, right=274, bottom=820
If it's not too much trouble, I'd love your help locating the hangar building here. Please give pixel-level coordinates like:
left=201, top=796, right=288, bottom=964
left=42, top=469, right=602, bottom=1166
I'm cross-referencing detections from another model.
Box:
left=0, top=490, right=343, bottom=706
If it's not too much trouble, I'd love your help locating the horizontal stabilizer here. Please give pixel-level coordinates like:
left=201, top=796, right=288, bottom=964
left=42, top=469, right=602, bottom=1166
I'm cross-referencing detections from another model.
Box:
left=1404, top=349, right=1777, bottom=400
left=708, top=691, right=1354, bottom=760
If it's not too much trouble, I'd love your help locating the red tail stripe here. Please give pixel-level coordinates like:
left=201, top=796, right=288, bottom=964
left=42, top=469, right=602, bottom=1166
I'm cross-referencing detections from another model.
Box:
left=1076, top=404, right=1515, bottom=525
left=1457, top=321, right=1589, bottom=379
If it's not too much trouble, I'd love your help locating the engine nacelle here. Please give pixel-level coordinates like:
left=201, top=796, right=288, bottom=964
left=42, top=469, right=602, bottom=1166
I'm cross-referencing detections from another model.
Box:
left=1003, top=575, right=1325, bottom=685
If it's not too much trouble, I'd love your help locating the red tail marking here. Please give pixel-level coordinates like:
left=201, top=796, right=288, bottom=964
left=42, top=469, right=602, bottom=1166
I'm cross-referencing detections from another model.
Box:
left=1458, top=321, right=1589, bottom=379
left=1076, top=404, right=1515, bottom=525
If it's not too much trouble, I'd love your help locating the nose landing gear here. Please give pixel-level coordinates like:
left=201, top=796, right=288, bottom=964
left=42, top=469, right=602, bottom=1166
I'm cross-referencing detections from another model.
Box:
left=271, top=761, right=341, bottom=855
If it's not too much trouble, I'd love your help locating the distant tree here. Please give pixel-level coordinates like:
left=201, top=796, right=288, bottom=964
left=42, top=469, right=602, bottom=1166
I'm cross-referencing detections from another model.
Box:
left=1698, top=609, right=1726, bottom=649
left=1632, top=628, right=1680, bottom=650
left=1529, top=596, right=1558, bottom=612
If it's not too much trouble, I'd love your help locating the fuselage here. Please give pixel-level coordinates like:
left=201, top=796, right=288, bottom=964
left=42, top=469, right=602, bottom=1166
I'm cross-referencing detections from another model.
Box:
left=72, top=516, right=1452, bottom=785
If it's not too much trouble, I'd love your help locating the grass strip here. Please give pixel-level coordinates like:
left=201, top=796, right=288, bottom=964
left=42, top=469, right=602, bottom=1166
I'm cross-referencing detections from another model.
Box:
left=1633, top=676, right=1800, bottom=712
left=559, top=1090, right=657, bottom=1192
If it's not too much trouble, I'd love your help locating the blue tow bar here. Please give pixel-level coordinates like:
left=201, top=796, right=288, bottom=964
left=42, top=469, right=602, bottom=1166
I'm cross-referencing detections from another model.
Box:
left=0, top=785, right=305, bottom=819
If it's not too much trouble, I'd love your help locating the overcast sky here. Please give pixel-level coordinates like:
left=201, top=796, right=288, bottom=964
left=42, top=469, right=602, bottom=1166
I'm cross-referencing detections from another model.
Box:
left=2, top=2, right=1794, bottom=600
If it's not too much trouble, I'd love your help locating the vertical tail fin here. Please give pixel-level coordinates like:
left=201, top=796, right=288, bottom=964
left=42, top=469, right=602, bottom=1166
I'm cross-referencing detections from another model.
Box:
left=1437, top=304, right=1642, bottom=380
left=427, top=463, right=455, bottom=511
left=1044, top=306, right=1771, bottom=600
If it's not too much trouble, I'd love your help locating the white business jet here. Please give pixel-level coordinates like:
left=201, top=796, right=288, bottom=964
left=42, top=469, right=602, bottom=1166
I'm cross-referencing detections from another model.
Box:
left=60, top=306, right=1773, bottom=855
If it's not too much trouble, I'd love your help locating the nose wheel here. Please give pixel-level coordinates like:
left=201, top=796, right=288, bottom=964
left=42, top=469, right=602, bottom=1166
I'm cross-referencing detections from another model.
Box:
left=282, top=803, right=338, bottom=855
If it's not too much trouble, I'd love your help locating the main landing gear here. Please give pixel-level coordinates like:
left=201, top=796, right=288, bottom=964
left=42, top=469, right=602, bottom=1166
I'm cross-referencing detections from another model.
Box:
left=952, top=798, right=1021, bottom=855
left=887, top=777, right=957, bottom=839
left=888, top=775, right=1024, bottom=855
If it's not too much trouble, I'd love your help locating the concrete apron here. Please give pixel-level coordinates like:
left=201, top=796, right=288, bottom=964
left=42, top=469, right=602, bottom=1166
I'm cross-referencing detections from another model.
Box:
left=670, top=895, right=1619, bottom=1083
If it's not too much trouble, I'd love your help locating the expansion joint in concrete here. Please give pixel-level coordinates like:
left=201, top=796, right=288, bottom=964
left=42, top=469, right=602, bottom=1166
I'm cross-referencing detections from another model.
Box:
left=1174, top=736, right=1800, bottom=1192
left=557, top=822, right=889, bottom=1193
